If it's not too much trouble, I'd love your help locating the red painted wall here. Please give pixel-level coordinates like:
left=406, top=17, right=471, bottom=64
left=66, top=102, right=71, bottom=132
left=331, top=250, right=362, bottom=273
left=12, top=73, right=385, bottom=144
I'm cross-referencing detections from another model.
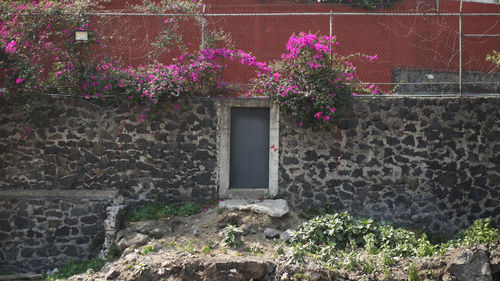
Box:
left=99, top=0, right=500, bottom=89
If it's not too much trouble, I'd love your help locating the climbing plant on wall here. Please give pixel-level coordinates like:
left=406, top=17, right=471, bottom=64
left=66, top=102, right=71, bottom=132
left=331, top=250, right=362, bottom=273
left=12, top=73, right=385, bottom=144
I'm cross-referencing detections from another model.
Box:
left=1, top=1, right=382, bottom=130
left=250, top=33, right=380, bottom=130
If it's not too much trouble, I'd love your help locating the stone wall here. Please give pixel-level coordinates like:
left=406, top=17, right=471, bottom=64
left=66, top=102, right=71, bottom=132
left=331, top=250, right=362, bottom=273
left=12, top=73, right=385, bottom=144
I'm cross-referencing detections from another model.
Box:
left=279, top=97, right=500, bottom=234
left=0, top=96, right=499, bottom=273
left=0, top=98, right=219, bottom=273
left=0, top=192, right=112, bottom=272
left=0, top=98, right=219, bottom=202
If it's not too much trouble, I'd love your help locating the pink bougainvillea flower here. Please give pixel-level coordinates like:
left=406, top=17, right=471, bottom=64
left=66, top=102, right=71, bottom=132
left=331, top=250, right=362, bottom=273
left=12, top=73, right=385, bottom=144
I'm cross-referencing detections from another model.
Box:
left=16, top=78, right=23, bottom=84
left=273, top=72, right=281, bottom=82
left=5, top=41, right=17, bottom=53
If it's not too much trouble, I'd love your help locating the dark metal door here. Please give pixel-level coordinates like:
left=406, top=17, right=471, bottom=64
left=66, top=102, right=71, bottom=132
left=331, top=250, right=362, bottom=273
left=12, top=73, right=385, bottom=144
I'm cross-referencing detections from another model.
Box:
left=230, top=107, right=270, bottom=189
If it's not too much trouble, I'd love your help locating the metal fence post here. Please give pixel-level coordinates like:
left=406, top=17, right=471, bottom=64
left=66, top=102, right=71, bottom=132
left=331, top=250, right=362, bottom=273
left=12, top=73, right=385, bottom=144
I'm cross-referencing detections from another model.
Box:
left=201, top=4, right=206, bottom=50
left=459, top=0, right=463, bottom=96
left=329, top=11, right=333, bottom=37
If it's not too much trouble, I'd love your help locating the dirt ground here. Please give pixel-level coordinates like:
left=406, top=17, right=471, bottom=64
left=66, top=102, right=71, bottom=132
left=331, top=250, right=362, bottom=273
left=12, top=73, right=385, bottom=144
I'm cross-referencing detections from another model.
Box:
left=62, top=207, right=499, bottom=281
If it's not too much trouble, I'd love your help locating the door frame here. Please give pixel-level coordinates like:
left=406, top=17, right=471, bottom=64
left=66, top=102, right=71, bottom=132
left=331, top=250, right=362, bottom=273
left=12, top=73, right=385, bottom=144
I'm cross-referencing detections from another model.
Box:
left=218, top=98, right=279, bottom=199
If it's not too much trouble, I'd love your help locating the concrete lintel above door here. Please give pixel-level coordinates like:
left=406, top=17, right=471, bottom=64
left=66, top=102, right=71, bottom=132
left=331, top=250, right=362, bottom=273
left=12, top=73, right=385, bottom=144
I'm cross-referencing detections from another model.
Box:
left=217, top=98, right=279, bottom=199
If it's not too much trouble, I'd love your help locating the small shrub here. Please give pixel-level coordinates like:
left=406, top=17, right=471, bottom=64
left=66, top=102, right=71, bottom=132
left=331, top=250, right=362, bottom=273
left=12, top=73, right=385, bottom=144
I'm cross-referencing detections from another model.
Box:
left=453, top=218, right=500, bottom=247
left=140, top=245, right=158, bottom=255
left=361, top=258, right=376, bottom=274
left=127, top=201, right=211, bottom=222
left=221, top=224, right=243, bottom=247
left=177, top=203, right=202, bottom=217
left=379, top=248, right=395, bottom=266
left=244, top=243, right=264, bottom=255
left=158, top=205, right=177, bottom=217
left=291, top=243, right=308, bottom=263
left=291, top=212, right=377, bottom=251
left=43, top=256, right=109, bottom=281
left=107, top=244, right=121, bottom=259
left=289, top=211, right=500, bottom=268
left=128, top=204, right=163, bottom=221
left=383, top=266, right=391, bottom=279
left=415, top=234, right=437, bottom=257
left=407, top=263, right=420, bottom=281
left=137, top=262, right=150, bottom=276
left=364, top=233, right=379, bottom=254
left=274, top=242, right=286, bottom=257
left=340, top=251, right=360, bottom=271
left=292, top=272, right=311, bottom=280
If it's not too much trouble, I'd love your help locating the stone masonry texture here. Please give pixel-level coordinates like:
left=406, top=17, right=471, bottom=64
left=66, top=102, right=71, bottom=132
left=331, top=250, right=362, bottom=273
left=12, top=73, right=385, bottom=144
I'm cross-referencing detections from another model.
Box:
left=279, top=97, right=500, bottom=235
left=0, top=96, right=499, bottom=273
left=0, top=199, right=108, bottom=273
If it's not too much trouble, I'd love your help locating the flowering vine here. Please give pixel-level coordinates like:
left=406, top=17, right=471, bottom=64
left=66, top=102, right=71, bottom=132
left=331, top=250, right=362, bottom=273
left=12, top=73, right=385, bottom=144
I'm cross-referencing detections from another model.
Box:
left=250, top=32, right=379, bottom=130
left=133, top=47, right=269, bottom=121
left=1, top=1, right=383, bottom=131
left=0, top=0, right=103, bottom=125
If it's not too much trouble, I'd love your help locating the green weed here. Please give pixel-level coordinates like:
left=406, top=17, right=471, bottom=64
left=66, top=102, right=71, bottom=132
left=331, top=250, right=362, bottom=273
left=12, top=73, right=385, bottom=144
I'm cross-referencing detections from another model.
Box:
left=221, top=224, right=243, bottom=247
left=183, top=242, right=196, bottom=254
left=127, top=200, right=215, bottom=222
left=140, top=245, right=158, bottom=255
left=361, top=258, right=376, bottom=274
left=201, top=245, right=213, bottom=254
left=42, top=256, right=110, bottom=281
left=288, top=212, right=500, bottom=271
left=274, top=242, right=286, bottom=257
left=407, top=263, right=420, bottom=281
left=453, top=218, right=500, bottom=246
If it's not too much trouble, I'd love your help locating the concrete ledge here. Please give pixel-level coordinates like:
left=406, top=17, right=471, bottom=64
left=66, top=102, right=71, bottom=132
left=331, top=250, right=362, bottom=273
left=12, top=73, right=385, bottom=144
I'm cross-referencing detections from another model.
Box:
left=0, top=189, right=118, bottom=200
left=226, top=188, right=269, bottom=199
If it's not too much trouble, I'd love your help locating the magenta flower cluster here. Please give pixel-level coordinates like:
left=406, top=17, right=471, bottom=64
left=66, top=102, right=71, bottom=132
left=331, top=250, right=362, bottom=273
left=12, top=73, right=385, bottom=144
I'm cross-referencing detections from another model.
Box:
left=1, top=1, right=383, bottom=130
left=251, top=32, right=379, bottom=129
left=135, top=48, right=269, bottom=121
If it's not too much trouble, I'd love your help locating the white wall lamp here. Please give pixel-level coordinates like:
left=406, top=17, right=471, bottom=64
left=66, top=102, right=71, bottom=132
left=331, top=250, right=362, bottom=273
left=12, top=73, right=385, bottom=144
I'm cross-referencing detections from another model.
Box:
left=425, top=74, right=435, bottom=82
left=75, top=30, right=89, bottom=42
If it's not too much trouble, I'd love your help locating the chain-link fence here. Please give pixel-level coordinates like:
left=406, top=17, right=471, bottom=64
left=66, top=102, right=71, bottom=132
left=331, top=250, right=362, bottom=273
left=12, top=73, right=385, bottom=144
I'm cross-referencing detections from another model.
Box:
left=89, top=7, right=500, bottom=96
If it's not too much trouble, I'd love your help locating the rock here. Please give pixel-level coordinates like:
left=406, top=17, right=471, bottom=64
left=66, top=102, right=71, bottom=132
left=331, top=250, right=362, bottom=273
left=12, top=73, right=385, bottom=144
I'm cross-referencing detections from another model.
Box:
left=136, top=221, right=156, bottom=234
left=192, top=226, right=199, bottom=237
left=489, top=245, right=500, bottom=275
left=116, top=233, right=149, bottom=251
left=220, top=199, right=289, bottom=217
left=242, top=261, right=265, bottom=280
left=228, top=268, right=244, bottom=281
left=264, top=228, right=280, bottom=239
left=280, top=229, right=295, bottom=242
left=442, top=273, right=458, bottom=281
left=104, top=268, right=120, bottom=280
left=68, top=147, right=81, bottom=161
left=447, top=248, right=492, bottom=281
left=281, top=272, right=291, bottom=281
left=218, top=212, right=240, bottom=227
left=150, top=228, right=164, bottom=239
left=92, top=143, right=107, bottom=156
left=239, top=224, right=251, bottom=236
